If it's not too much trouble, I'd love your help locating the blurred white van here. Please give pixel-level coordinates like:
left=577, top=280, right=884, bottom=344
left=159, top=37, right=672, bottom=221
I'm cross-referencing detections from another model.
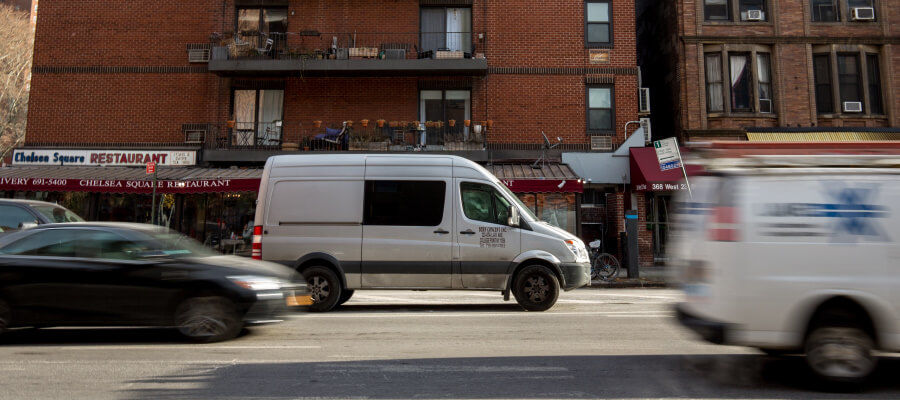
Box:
left=671, top=154, right=900, bottom=386
left=252, top=154, right=591, bottom=312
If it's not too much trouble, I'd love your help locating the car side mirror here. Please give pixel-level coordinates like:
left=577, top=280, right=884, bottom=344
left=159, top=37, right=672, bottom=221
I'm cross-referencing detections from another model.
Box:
left=507, top=206, right=520, bottom=227
left=18, top=222, right=38, bottom=230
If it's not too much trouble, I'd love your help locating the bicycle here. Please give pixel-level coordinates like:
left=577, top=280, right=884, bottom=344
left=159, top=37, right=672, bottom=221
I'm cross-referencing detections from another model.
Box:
left=588, top=239, right=620, bottom=282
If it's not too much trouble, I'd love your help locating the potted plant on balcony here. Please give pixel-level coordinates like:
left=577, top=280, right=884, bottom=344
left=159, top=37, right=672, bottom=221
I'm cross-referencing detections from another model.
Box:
left=313, top=120, right=322, bottom=128
left=448, top=119, right=456, bottom=127
left=377, top=119, right=386, bottom=128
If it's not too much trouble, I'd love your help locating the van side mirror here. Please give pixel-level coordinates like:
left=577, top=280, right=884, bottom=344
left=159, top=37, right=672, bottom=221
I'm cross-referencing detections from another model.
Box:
left=507, top=206, right=520, bottom=227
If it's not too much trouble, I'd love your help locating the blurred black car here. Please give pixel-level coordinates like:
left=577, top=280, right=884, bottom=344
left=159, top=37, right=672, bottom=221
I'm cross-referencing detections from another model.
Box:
left=0, top=199, right=84, bottom=233
left=0, top=223, right=310, bottom=342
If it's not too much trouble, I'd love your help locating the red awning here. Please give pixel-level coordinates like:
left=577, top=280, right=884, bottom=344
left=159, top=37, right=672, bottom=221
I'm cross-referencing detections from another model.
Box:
left=0, top=166, right=262, bottom=194
left=630, top=147, right=703, bottom=192
left=484, top=163, right=583, bottom=193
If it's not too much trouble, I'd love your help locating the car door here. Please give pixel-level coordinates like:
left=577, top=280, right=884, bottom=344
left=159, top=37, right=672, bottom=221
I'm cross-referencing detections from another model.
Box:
left=454, top=180, right=522, bottom=289
left=361, top=176, right=453, bottom=288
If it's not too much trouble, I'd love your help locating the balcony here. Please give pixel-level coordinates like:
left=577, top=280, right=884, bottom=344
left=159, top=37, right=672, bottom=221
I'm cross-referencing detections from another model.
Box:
left=208, top=32, right=487, bottom=77
left=202, top=120, right=487, bottom=162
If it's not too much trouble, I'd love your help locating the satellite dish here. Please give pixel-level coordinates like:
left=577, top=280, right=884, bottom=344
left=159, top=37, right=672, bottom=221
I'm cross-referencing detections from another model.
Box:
left=533, top=131, right=562, bottom=168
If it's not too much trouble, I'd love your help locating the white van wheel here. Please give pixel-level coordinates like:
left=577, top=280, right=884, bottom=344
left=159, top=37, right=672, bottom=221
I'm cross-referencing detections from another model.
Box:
left=303, top=266, right=341, bottom=312
left=805, top=326, right=875, bottom=386
left=512, top=265, right=560, bottom=312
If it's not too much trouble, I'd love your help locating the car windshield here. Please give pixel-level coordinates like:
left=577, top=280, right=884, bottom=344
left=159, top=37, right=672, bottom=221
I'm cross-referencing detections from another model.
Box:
left=138, top=230, right=217, bottom=258
left=32, top=205, right=85, bottom=223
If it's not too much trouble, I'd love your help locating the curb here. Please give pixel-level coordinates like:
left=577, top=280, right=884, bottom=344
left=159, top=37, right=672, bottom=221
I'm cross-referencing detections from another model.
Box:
left=586, top=280, right=669, bottom=288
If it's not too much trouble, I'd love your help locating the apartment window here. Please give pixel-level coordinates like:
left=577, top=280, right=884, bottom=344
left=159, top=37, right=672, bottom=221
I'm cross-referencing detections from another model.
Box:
left=705, top=53, right=724, bottom=112
left=812, top=46, right=884, bottom=115
left=704, top=46, right=774, bottom=115
left=587, top=86, right=614, bottom=132
left=704, top=0, right=730, bottom=20
left=585, top=1, right=611, bottom=46
left=811, top=0, right=840, bottom=21
left=847, top=0, right=875, bottom=20
left=364, top=181, right=446, bottom=226
left=867, top=54, right=883, bottom=114
left=420, top=7, right=472, bottom=53
left=738, top=0, right=767, bottom=21
left=236, top=7, right=287, bottom=47
left=232, top=88, right=284, bottom=145
left=813, top=55, right=834, bottom=113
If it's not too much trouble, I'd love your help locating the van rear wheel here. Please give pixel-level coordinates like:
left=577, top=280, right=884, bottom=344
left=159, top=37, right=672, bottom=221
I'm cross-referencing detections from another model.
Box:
left=805, top=326, right=875, bottom=389
left=512, top=265, right=560, bottom=312
left=303, top=266, right=341, bottom=312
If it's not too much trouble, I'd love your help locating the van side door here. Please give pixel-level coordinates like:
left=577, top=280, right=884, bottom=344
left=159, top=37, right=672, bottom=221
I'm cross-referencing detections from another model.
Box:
left=454, top=180, right=522, bottom=289
left=360, top=176, right=453, bottom=288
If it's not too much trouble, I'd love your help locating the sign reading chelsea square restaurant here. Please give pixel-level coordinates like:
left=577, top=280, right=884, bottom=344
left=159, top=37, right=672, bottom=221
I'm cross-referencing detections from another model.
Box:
left=12, top=149, right=196, bottom=166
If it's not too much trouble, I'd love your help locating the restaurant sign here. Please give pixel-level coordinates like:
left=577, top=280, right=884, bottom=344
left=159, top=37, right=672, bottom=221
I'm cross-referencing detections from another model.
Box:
left=0, top=177, right=260, bottom=194
left=12, top=149, right=197, bottom=166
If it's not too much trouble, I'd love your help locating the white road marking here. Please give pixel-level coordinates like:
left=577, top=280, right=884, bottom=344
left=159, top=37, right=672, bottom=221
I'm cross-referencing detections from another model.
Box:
left=296, top=311, right=673, bottom=318
left=0, top=345, right=322, bottom=351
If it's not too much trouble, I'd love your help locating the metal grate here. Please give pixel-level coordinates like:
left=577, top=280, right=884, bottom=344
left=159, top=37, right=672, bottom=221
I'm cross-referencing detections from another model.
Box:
left=182, top=123, right=210, bottom=144
left=590, top=135, right=612, bottom=151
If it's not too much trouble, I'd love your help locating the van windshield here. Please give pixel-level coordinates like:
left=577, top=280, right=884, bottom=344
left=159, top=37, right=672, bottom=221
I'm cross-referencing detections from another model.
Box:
left=495, top=181, right=538, bottom=222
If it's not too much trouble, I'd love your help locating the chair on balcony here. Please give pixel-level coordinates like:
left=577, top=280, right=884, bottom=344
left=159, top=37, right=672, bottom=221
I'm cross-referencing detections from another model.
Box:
left=257, top=38, right=274, bottom=57
left=311, top=122, right=350, bottom=150
left=259, top=122, right=282, bottom=147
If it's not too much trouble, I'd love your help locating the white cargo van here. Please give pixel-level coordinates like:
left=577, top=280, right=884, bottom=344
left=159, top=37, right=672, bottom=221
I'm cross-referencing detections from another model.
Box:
left=252, top=154, right=591, bottom=312
left=671, top=154, right=900, bottom=386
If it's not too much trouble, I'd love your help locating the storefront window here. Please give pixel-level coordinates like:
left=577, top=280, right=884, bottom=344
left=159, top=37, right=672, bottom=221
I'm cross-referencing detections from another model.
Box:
left=646, top=194, right=671, bottom=262
left=515, top=192, right=577, bottom=235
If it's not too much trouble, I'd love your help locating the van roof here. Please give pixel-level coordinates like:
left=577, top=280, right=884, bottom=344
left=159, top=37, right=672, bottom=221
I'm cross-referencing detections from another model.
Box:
left=268, top=153, right=488, bottom=171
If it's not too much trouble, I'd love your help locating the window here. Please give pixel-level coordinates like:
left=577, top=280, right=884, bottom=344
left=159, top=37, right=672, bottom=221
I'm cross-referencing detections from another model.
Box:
left=706, top=0, right=769, bottom=21
left=813, top=54, right=834, bottom=113
left=705, top=53, right=724, bottom=112
left=1, top=229, right=78, bottom=257
left=704, top=0, right=730, bottom=20
left=232, top=88, right=283, bottom=145
left=867, top=54, right=883, bottom=114
left=738, top=0, right=767, bottom=20
left=587, top=86, right=614, bottom=132
left=236, top=7, right=288, bottom=48
left=812, top=48, right=884, bottom=115
left=811, top=0, right=839, bottom=21
left=460, top=182, right=513, bottom=226
left=420, top=7, right=472, bottom=53
left=847, top=0, right=875, bottom=20
left=704, top=47, right=773, bottom=114
left=32, top=205, right=84, bottom=223
left=585, top=1, right=611, bottom=46
left=0, top=205, right=38, bottom=232
left=364, top=181, right=446, bottom=226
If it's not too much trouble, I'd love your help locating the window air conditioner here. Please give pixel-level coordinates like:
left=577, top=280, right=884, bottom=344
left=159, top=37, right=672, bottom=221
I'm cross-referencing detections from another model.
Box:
left=851, top=7, right=875, bottom=20
left=188, top=49, right=210, bottom=63
left=759, top=98, right=773, bottom=113
left=640, top=117, right=652, bottom=143
left=746, top=10, right=765, bottom=21
left=183, top=124, right=209, bottom=143
left=843, top=101, right=863, bottom=113
left=590, top=135, right=612, bottom=151
left=639, top=88, right=651, bottom=114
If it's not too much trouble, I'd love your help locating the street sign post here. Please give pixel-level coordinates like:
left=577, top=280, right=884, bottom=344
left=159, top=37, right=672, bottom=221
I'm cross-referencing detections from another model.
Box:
left=653, top=137, right=692, bottom=198
left=147, top=162, right=157, bottom=225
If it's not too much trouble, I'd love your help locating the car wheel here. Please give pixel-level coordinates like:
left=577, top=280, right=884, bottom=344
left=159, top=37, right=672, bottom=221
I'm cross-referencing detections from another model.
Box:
left=337, top=289, right=355, bottom=306
left=805, top=326, right=875, bottom=389
left=512, top=265, right=560, bottom=312
left=303, top=266, right=341, bottom=312
left=175, top=296, right=242, bottom=343
left=0, top=299, right=11, bottom=334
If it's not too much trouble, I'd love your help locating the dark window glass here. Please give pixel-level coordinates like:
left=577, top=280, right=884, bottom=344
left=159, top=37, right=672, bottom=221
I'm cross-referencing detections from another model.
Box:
left=705, top=53, right=724, bottom=112
left=364, top=181, right=446, bottom=226
left=813, top=54, right=833, bottom=113
left=837, top=54, right=861, bottom=103
left=705, top=0, right=730, bottom=20
left=586, top=2, right=611, bottom=45
left=420, top=7, right=472, bottom=53
left=867, top=54, right=883, bottom=114
left=729, top=53, right=752, bottom=111
left=811, top=0, right=839, bottom=21
left=460, top=182, right=512, bottom=225
left=847, top=0, right=874, bottom=19
left=587, top=86, right=613, bottom=131
left=0, top=205, right=38, bottom=232
left=1, top=229, right=80, bottom=257
left=756, top=53, right=772, bottom=113
left=738, top=0, right=767, bottom=21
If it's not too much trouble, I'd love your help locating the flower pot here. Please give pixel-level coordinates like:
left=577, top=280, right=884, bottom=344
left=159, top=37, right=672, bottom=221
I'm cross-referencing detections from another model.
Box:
left=313, top=120, right=322, bottom=128
left=464, top=119, right=471, bottom=127
left=346, top=120, right=354, bottom=127
left=448, top=119, right=456, bottom=127
left=377, top=119, right=386, bottom=128
left=361, top=119, right=369, bottom=128
left=389, top=121, right=399, bottom=128
left=227, top=120, right=235, bottom=128
left=486, top=119, right=494, bottom=129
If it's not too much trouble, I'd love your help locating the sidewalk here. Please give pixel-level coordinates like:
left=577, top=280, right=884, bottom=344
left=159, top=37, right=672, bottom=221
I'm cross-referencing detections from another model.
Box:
left=587, top=266, right=670, bottom=288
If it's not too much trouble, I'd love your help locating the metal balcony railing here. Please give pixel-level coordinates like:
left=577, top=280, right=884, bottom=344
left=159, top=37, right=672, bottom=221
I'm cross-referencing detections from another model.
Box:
left=204, top=121, right=486, bottom=152
left=211, top=31, right=480, bottom=61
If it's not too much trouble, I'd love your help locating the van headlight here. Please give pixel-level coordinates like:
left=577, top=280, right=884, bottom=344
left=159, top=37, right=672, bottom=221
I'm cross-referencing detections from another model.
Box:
left=564, top=239, right=590, bottom=263
left=227, top=275, right=284, bottom=291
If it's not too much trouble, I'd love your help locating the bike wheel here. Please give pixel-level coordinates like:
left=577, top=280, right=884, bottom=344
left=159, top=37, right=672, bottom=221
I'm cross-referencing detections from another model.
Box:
left=594, top=253, right=620, bottom=282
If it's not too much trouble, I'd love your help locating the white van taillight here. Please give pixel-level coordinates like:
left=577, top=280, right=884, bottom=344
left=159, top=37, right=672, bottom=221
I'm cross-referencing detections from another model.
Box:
left=707, top=206, right=739, bottom=242
left=251, top=225, right=263, bottom=260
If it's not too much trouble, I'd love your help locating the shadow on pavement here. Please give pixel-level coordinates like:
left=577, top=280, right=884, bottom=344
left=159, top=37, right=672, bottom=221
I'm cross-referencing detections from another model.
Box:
left=332, top=303, right=524, bottom=313
left=121, top=354, right=900, bottom=399
left=0, top=327, right=254, bottom=346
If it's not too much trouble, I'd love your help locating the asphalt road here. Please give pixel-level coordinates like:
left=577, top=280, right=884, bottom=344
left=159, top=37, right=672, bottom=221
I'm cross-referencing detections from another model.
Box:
left=1, top=288, right=899, bottom=399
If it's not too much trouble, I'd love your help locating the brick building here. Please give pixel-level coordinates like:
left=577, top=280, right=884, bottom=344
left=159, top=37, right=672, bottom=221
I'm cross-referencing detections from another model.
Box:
left=4, top=0, right=652, bottom=267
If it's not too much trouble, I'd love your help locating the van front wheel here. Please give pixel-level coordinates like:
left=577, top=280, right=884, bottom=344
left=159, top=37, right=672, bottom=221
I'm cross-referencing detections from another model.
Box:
left=512, top=265, right=560, bottom=312
left=303, top=266, right=342, bottom=312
